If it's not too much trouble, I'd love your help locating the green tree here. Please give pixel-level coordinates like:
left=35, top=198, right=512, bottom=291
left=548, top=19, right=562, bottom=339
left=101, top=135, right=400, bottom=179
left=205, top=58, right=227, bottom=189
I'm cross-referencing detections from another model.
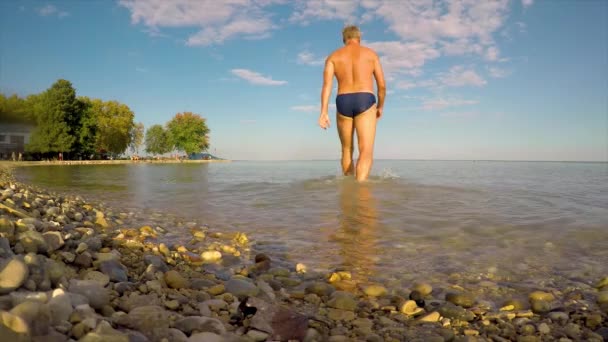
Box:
left=145, top=124, right=171, bottom=156
left=73, top=97, right=98, bottom=158
left=129, top=122, right=145, bottom=154
left=166, top=112, right=210, bottom=155
left=26, top=80, right=78, bottom=154
left=0, top=93, right=35, bottom=123
left=88, top=99, right=135, bottom=155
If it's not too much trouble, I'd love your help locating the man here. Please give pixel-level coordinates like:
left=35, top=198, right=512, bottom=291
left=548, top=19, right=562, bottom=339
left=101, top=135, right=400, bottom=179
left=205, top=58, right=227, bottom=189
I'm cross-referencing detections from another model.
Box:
left=319, top=25, right=386, bottom=182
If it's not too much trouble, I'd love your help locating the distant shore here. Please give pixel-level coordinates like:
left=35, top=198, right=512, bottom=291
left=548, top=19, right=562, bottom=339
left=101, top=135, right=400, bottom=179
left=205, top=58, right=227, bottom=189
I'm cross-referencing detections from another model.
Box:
left=0, top=159, right=231, bottom=167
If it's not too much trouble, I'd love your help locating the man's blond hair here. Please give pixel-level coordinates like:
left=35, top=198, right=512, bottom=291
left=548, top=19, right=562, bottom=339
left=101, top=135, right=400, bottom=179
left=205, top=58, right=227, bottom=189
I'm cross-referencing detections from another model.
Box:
left=342, top=25, right=361, bottom=43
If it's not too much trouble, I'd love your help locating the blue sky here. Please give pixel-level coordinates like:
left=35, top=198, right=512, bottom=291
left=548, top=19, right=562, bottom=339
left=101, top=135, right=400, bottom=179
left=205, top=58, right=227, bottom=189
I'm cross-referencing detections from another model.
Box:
left=1, top=0, right=606, bottom=161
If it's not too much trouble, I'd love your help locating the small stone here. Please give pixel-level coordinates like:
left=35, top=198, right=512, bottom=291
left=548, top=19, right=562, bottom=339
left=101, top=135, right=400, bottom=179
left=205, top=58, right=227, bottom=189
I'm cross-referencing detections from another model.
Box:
left=0, top=310, right=31, bottom=342
left=0, top=258, right=29, bottom=294
left=400, top=300, right=424, bottom=316
left=305, top=282, right=335, bottom=297
left=445, top=292, right=475, bottom=308
left=596, top=276, right=608, bottom=289
left=529, top=291, right=555, bottom=302
left=327, top=291, right=357, bottom=311
left=537, top=322, right=551, bottom=334
left=76, top=243, right=88, bottom=254
left=48, top=288, right=73, bottom=325
left=18, top=231, right=47, bottom=253
left=201, top=251, right=222, bottom=262
left=207, top=284, right=225, bottom=296
left=597, top=291, right=608, bottom=305
left=363, top=284, right=387, bottom=297
left=173, top=316, right=226, bottom=335
left=165, top=300, right=180, bottom=310
left=225, top=278, right=258, bottom=299
left=188, top=332, right=223, bottom=342
left=531, top=300, right=551, bottom=314
left=75, top=252, right=93, bottom=268
left=247, top=329, right=270, bottom=341
left=586, top=313, right=602, bottom=329
left=296, top=263, right=307, bottom=273
left=418, top=311, right=441, bottom=322
left=99, top=260, right=128, bottom=283
left=412, top=282, right=433, bottom=296
left=158, top=243, right=171, bottom=257
left=564, top=323, right=581, bottom=339
left=68, top=279, right=110, bottom=309
left=164, top=270, right=189, bottom=289
left=409, top=290, right=425, bottom=307
left=84, top=271, right=110, bottom=286
left=327, top=308, right=356, bottom=321
left=42, top=231, right=64, bottom=253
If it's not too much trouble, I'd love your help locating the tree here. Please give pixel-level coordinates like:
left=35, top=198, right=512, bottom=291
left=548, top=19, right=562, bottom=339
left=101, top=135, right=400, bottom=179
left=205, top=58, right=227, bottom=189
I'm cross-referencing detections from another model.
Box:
left=129, top=122, right=144, bottom=155
left=88, top=99, right=135, bottom=155
left=26, top=79, right=78, bottom=154
left=0, top=93, right=35, bottom=124
left=166, top=112, right=210, bottom=155
left=73, top=97, right=98, bottom=158
left=145, top=124, right=171, bottom=156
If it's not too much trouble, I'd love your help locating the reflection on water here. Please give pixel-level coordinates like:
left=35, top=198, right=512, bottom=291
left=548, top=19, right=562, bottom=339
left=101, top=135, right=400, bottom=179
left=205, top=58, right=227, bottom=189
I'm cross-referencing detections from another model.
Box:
left=333, top=179, right=379, bottom=282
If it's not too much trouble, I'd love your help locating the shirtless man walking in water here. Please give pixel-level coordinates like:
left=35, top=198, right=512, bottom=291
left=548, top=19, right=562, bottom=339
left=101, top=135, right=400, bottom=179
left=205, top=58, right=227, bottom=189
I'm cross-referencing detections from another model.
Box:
left=318, top=25, right=386, bottom=182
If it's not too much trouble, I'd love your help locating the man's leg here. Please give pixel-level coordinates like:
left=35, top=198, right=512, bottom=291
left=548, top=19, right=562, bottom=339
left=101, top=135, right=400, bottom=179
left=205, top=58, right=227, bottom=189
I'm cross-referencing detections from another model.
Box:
left=354, top=104, right=377, bottom=181
left=336, top=113, right=355, bottom=175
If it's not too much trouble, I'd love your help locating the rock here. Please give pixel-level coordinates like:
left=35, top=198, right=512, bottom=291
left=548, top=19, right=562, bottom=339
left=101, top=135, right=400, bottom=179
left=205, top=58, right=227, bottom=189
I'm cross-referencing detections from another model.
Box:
left=400, top=300, right=424, bottom=316
left=597, top=291, right=608, bottom=305
left=225, top=278, right=258, bottom=299
left=0, top=310, right=31, bottom=342
left=244, top=297, right=308, bottom=341
left=99, top=260, right=128, bottom=283
left=247, top=329, right=270, bottom=341
left=327, top=308, right=355, bottom=321
left=143, top=255, right=168, bottom=273
left=118, top=292, right=161, bottom=312
left=409, top=290, right=425, bottom=307
left=438, top=303, right=475, bottom=321
left=164, top=270, right=189, bottom=289
left=445, top=292, right=475, bottom=308
left=0, top=237, right=12, bottom=258
left=201, top=251, right=222, bottom=262
left=596, top=276, right=608, bottom=289
left=48, top=288, right=73, bottom=325
left=68, top=279, right=109, bottom=309
left=586, top=313, right=602, bottom=329
left=418, top=311, right=441, bottom=322
left=564, top=323, right=581, bottom=339
left=158, top=243, right=171, bottom=258
left=165, top=300, right=180, bottom=310
left=84, top=271, right=110, bottom=287
left=538, top=322, right=551, bottom=334
left=190, top=278, right=217, bottom=290
left=174, top=316, right=226, bottom=335
left=80, top=320, right=130, bottom=342
left=207, top=284, right=225, bottom=296
left=305, top=282, right=335, bottom=297
left=166, top=328, right=188, bottom=342
left=60, top=252, right=75, bottom=263
left=531, top=300, right=551, bottom=314
left=0, top=217, right=15, bottom=241
left=327, top=291, right=357, bottom=311
left=118, top=305, right=171, bottom=342
left=412, top=282, right=433, bottom=296
left=42, top=231, right=64, bottom=253
left=74, top=252, right=93, bottom=268
left=529, top=291, right=555, bottom=302
left=363, top=284, right=387, bottom=297
left=18, top=231, right=47, bottom=254
left=94, top=211, right=109, bottom=228
left=0, top=258, right=29, bottom=294
left=188, top=332, right=223, bottom=342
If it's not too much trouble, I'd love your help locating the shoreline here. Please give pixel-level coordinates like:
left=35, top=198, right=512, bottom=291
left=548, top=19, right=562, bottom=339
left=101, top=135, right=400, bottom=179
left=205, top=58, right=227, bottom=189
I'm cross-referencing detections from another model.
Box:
left=1, top=159, right=231, bottom=168
left=1, top=165, right=607, bottom=341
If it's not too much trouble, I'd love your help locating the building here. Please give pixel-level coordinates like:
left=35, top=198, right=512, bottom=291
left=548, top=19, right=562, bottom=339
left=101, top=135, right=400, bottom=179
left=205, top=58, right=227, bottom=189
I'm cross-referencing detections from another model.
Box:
left=0, top=123, right=34, bottom=159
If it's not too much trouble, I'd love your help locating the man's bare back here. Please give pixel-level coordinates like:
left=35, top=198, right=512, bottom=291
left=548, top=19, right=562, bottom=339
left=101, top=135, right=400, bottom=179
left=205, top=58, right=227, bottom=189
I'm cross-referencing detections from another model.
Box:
left=318, top=25, right=386, bottom=182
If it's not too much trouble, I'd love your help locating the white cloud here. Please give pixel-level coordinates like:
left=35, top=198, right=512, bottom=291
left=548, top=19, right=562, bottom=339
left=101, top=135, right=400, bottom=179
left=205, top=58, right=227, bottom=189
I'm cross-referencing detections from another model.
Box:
left=230, top=69, right=287, bottom=86
left=118, top=0, right=277, bottom=46
left=422, top=97, right=478, bottom=111
left=440, top=111, right=479, bottom=119
left=366, top=41, right=440, bottom=77
left=522, top=0, right=534, bottom=8
left=485, top=46, right=500, bottom=61
left=290, top=0, right=362, bottom=25
left=297, top=51, right=324, bottom=66
left=439, top=66, right=486, bottom=87
left=488, top=67, right=510, bottom=78
left=290, top=105, right=317, bottom=112
left=37, top=4, right=69, bottom=18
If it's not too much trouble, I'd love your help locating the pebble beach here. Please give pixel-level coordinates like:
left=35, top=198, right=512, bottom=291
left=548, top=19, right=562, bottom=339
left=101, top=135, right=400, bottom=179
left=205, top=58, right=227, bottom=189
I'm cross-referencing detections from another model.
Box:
left=1, top=164, right=607, bottom=342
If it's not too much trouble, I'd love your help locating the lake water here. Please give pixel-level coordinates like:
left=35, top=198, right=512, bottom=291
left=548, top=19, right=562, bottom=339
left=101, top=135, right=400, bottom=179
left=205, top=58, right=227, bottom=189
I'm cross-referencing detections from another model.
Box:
left=15, top=160, right=608, bottom=299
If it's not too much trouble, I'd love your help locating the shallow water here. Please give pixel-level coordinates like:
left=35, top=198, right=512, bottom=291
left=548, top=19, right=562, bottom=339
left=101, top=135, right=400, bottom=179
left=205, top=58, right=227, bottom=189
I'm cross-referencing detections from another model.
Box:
left=15, top=160, right=608, bottom=296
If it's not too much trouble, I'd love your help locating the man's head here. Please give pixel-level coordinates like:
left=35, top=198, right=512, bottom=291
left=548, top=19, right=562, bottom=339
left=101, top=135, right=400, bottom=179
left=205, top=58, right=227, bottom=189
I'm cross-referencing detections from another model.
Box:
left=342, top=25, right=361, bottom=44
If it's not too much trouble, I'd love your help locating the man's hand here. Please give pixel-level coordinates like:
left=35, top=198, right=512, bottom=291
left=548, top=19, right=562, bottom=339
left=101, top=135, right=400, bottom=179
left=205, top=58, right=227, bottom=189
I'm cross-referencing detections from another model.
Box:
left=376, top=107, right=383, bottom=119
left=318, top=113, right=331, bottom=129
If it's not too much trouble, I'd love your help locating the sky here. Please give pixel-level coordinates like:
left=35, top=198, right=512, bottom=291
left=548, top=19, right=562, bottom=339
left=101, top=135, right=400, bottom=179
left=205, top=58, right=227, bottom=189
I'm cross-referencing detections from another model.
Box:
left=0, top=0, right=606, bottom=161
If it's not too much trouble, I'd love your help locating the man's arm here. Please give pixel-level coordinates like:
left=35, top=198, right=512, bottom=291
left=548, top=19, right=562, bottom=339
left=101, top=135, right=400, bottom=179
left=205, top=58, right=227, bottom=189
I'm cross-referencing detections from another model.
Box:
left=319, top=57, right=334, bottom=129
left=373, top=53, right=386, bottom=118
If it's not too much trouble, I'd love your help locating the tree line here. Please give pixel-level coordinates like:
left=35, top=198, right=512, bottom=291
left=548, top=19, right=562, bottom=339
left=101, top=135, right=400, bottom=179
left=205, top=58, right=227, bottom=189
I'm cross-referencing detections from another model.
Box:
left=0, top=79, right=210, bottom=159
